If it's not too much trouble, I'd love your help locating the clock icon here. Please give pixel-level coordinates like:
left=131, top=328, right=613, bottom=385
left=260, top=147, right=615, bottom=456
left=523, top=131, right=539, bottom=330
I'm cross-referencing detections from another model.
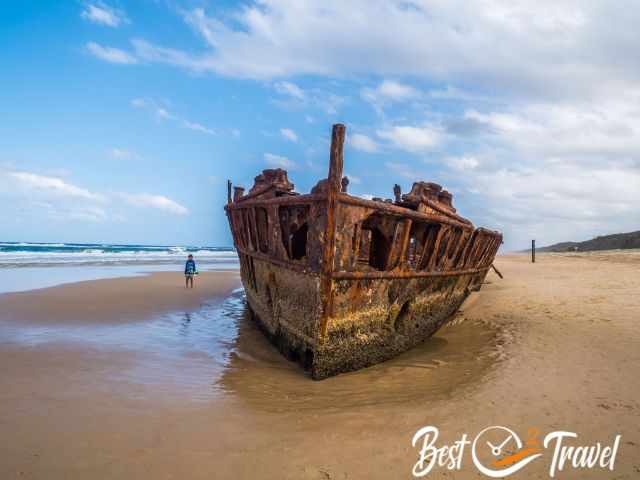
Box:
left=471, top=426, right=542, bottom=478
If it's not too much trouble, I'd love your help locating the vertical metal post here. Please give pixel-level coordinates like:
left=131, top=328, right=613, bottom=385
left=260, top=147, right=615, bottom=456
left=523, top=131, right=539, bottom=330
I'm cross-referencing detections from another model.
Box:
left=532, top=239, right=536, bottom=263
left=398, top=218, right=413, bottom=268
left=319, top=124, right=345, bottom=341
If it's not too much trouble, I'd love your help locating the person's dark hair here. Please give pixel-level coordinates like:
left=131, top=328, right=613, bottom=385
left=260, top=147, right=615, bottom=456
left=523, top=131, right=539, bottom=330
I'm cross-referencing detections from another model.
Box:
left=188, top=254, right=193, bottom=258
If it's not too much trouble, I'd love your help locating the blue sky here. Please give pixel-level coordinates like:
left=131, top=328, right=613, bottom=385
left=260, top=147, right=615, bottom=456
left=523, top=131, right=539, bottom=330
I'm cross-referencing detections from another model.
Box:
left=1, top=1, right=638, bottom=250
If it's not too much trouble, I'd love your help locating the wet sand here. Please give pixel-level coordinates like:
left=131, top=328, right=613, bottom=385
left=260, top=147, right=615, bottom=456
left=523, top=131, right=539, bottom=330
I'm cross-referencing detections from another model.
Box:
left=1, top=254, right=639, bottom=479
left=0, top=270, right=240, bottom=323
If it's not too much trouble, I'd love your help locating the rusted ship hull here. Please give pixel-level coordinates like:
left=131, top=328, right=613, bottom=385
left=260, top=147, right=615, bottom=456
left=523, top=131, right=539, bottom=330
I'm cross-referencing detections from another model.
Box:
left=226, top=124, right=501, bottom=379
left=241, top=261, right=489, bottom=379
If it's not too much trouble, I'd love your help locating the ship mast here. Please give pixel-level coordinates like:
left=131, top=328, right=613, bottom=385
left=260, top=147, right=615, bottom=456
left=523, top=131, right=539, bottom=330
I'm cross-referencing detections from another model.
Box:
left=319, top=123, right=345, bottom=340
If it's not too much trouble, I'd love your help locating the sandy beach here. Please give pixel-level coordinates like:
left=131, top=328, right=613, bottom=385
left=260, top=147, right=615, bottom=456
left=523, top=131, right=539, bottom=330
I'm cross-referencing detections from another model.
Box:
left=0, top=270, right=240, bottom=323
left=1, top=253, right=639, bottom=479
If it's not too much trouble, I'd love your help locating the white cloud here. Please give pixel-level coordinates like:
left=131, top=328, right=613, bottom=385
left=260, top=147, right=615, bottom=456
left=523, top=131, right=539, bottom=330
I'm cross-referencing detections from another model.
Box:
left=0, top=168, right=190, bottom=224
left=314, top=93, right=345, bottom=115
left=117, top=1, right=636, bottom=102
left=131, top=98, right=173, bottom=120
left=375, top=80, right=419, bottom=101
left=183, top=120, right=216, bottom=135
left=155, top=107, right=173, bottom=120
left=274, top=81, right=305, bottom=100
left=131, top=98, right=216, bottom=136
left=280, top=128, right=298, bottom=142
left=81, top=3, right=128, bottom=28
left=9, top=171, right=105, bottom=201
left=361, top=80, right=420, bottom=113
left=264, top=153, right=296, bottom=170
left=110, top=148, right=139, bottom=160
left=271, top=81, right=346, bottom=115
left=422, top=92, right=640, bottom=248
left=131, top=38, right=206, bottom=70
left=464, top=163, right=640, bottom=249
left=444, top=155, right=480, bottom=171
left=348, top=133, right=379, bottom=153
left=464, top=95, right=640, bottom=158
left=130, top=98, right=146, bottom=108
left=0, top=170, right=109, bottom=224
left=377, top=125, right=443, bottom=152
left=428, top=85, right=486, bottom=102
left=118, top=193, right=189, bottom=215
left=50, top=205, right=108, bottom=223
left=86, top=42, right=137, bottom=64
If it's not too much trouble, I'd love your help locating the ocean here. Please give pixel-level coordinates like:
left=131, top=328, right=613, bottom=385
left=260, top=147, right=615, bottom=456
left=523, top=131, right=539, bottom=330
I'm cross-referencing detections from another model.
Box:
left=0, top=242, right=238, bottom=268
left=0, top=242, right=239, bottom=294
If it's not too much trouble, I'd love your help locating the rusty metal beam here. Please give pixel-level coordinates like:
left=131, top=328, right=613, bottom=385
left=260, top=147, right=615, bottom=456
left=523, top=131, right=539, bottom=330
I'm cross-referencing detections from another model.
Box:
left=491, top=264, right=503, bottom=279
left=235, top=244, right=317, bottom=274
left=282, top=208, right=291, bottom=259
left=456, top=230, right=476, bottom=269
left=419, top=198, right=473, bottom=226
left=235, top=184, right=286, bottom=203
left=337, top=193, right=474, bottom=231
left=226, top=194, right=325, bottom=209
left=440, top=228, right=460, bottom=271
left=398, top=218, right=413, bottom=268
left=228, top=193, right=503, bottom=236
left=319, top=124, right=345, bottom=341
left=351, top=222, right=362, bottom=269
left=332, top=266, right=490, bottom=280
left=242, top=210, right=255, bottom=251
left=427, top=225, right=449, bottom=271
left=417, top=225, right=437, bottom=270
left=480, top=236, right=500, bottom=267
left=385, top=221, right=402, bottom=270
left=463, top=232, right=484, bottom=269
left=249, top=208, right=259, bottom=252
left=446, top=230, right=469, bottom=270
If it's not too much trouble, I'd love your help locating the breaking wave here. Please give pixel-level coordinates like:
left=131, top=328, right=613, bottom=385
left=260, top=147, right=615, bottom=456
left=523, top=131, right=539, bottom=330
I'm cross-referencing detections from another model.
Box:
left=0, top=242, right=238, bottom=268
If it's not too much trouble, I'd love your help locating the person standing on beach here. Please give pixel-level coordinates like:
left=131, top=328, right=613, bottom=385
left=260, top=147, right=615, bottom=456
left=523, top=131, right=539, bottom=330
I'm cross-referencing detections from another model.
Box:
left=184, top=254, right=197, bottom=288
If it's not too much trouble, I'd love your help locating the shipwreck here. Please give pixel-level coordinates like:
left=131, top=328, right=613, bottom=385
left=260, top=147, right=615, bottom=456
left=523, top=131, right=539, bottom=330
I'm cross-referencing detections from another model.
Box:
left=225, top=124, right=502, bottom=379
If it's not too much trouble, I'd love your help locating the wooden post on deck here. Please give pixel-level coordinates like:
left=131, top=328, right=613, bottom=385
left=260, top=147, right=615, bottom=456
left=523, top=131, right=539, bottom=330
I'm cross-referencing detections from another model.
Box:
left=319, top=124, right=346, bottom=341
left=532, top=239, right=536, bottom=263
left=227, top=180, right=232, bottom=204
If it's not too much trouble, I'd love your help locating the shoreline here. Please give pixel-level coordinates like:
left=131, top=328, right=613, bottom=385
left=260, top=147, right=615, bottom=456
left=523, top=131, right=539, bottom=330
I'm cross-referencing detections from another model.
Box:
left=0, top=264, right=240, bottom=295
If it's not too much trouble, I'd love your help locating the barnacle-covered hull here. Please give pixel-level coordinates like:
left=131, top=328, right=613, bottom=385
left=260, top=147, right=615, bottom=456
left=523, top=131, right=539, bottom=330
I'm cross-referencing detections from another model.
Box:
left=242, top=261, right=485, bottom=379
left=225, top=124, right=502, bottom=379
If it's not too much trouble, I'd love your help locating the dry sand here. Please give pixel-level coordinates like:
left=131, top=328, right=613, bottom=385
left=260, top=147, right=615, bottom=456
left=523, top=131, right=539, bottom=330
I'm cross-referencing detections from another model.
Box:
left=0, top=254, right=639, bottom=479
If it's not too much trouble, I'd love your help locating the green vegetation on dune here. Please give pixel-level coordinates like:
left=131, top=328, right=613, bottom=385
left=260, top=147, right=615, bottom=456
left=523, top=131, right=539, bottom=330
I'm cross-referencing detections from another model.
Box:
left=537, top=230, right=640, bottom=252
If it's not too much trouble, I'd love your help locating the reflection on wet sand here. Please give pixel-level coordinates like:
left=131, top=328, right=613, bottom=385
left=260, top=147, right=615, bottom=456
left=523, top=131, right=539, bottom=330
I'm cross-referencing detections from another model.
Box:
left=0, top=272, right=512, bottom=480
left=218, top=290, right=506, bottom=413
left=0, top=285, right=505, bottom=410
